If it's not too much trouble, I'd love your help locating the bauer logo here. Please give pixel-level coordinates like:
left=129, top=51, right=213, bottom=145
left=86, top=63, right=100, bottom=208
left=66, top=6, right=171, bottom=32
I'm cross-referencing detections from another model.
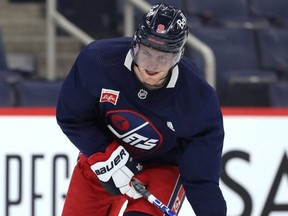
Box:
left=94, top=148, right=128, bottom=176
left=100, top=88, right=120, bottom=105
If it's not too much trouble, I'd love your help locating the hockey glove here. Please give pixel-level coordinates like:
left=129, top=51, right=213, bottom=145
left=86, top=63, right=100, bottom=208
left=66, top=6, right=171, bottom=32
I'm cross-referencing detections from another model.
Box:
left=89, top=141, right=143, bottom=199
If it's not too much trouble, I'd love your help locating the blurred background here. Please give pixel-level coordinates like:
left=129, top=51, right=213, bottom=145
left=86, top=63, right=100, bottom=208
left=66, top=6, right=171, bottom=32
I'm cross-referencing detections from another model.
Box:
left=0, top=1, right=288, bottom=216
left=0, top=0, right=288, bottom=108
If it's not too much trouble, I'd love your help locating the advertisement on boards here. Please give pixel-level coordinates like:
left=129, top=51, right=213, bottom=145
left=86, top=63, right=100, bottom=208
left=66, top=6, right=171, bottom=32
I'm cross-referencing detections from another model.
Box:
left=0, top=108, right=287, bottom=216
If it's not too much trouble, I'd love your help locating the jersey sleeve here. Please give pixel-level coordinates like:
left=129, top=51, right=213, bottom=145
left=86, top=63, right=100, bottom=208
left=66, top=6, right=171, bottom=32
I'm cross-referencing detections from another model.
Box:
left=56, top=45, right=113, bottom=156
left=178, top=91, right=227, bottom=215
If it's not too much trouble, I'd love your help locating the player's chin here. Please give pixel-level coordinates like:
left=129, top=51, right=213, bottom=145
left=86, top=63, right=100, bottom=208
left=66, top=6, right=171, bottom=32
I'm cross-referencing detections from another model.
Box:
left=142, top=78, right=161, bottom=86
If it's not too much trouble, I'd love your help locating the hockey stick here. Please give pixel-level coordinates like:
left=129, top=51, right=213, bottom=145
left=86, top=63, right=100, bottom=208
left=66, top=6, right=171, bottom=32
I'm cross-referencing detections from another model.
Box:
left=131, top=179, right=177, bottom=216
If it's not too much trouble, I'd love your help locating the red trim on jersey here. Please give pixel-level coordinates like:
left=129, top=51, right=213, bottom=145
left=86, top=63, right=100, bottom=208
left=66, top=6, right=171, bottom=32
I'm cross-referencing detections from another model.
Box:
left=0, top=107, right=56, bottom=116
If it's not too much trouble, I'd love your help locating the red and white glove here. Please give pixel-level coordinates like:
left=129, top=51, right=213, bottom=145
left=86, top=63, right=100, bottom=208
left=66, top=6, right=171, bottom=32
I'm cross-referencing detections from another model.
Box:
left=89, top=141, right=143, bottom=199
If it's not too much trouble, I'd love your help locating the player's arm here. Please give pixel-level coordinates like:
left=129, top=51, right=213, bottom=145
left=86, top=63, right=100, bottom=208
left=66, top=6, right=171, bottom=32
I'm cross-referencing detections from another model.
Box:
left=56, top=46, right=144, bottom=199
left=178, top=91, right=227, bottom=215
left=56, top=44, right=111, bottom=156
left=57, top=75, right=143, bottom=199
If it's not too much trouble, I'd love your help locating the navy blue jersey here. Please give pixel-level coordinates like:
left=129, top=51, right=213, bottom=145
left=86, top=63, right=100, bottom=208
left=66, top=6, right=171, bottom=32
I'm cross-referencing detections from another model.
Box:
left=56, top=37, right=226, bottom=215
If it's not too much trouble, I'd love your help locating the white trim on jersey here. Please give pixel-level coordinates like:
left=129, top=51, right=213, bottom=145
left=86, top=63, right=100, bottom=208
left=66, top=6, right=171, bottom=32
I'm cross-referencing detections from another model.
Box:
left=124, top=50, right=134, bottom=71
left=166, top=66, right=179, bottom=88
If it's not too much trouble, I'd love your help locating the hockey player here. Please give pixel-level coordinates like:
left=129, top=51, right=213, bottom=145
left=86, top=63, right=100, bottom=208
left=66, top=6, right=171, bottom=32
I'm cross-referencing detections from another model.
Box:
left=57, top=3, right=227, bottom=216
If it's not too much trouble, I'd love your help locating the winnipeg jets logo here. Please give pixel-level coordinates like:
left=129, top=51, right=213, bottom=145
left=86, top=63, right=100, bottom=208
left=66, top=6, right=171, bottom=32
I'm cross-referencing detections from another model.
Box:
left=106, top=111, right=163, bottom=156
left=108, top=122, right=158, bottom=150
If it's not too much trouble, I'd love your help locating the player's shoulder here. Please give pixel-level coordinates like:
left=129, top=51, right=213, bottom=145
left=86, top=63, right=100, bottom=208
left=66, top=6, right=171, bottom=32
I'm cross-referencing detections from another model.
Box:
left=178, top=56, right=215, bottom=98
left=176, top=57, right=221, bottom=127
left=87, top=37, right=132, bottom=52
left=72, top=37, right=132, bottom=91
left=78, top=37, right=132, bottom=66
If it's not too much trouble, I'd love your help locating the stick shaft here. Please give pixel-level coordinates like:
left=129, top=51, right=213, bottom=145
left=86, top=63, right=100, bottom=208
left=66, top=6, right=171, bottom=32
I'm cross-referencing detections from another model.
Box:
left=132, top=179, right=176, bottom=216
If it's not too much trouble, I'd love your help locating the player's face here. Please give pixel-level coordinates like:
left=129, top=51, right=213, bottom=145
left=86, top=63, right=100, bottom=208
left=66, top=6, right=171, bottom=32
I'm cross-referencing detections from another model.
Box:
left=134, top=44, right=177, bottom=87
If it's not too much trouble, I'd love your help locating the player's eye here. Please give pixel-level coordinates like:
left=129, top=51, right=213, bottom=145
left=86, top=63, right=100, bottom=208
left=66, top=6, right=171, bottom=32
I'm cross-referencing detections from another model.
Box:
left=141, top=50, right=151, bottom=57
left=157, top=55, right=169, bottom=62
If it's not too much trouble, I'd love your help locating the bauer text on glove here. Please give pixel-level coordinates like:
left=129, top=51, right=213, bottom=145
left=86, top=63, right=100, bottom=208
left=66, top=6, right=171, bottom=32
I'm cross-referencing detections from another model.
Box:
left=89, top=141, right=143, bottom=199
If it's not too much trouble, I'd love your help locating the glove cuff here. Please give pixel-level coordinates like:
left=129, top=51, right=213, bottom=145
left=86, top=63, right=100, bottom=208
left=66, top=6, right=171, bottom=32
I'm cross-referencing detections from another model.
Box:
left=88, top=141, right=119, bottom=165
